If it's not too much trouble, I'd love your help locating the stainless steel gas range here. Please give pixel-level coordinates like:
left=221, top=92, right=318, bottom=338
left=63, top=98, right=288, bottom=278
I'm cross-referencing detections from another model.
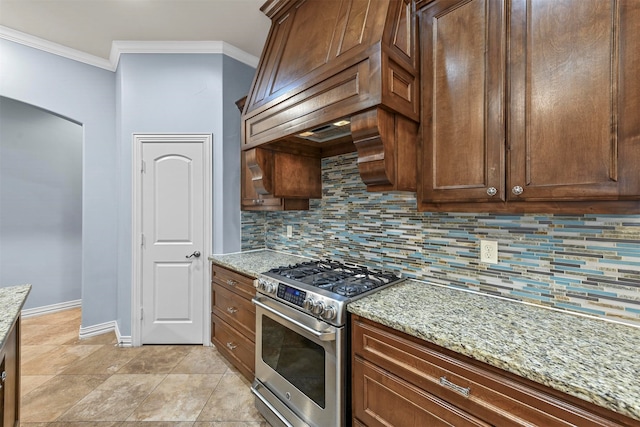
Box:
left=251, top=260, right=405, bottom=427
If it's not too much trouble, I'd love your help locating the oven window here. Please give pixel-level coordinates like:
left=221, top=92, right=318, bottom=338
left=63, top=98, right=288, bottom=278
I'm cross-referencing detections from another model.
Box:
left=262, top=316, right=326, bottom=408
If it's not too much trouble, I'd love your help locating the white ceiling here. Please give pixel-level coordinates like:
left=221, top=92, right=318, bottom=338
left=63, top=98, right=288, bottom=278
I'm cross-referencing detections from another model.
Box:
left=0, top=0, right=271, bottom=61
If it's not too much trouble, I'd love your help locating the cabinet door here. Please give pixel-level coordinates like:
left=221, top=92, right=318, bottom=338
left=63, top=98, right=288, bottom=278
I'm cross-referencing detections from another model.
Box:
left=211, top=314, right=255, bottom=382
left=419, top=0, right=506, bottom=203
left=1, top=323, right=18, bottom=427
left=508, top=0, right=640, bottom=201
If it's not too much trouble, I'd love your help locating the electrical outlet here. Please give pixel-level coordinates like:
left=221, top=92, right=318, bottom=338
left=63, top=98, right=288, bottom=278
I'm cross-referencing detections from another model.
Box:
left=480, top=239, right=498, bottom=264
left=286, top=225, right=293, bottom=238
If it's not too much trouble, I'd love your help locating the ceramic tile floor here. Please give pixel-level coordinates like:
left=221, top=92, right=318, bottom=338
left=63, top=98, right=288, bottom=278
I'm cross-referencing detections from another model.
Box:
left=19, top=307, right=268, bottom=426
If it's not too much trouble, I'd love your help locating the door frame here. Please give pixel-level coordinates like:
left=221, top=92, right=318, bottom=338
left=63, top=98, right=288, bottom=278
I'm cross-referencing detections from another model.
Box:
left=131, top=133, right=213, bottom=347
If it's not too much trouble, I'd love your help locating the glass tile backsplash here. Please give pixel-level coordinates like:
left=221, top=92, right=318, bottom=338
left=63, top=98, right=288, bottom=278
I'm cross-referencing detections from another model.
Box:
left=242, top=152, right=640, bottom=326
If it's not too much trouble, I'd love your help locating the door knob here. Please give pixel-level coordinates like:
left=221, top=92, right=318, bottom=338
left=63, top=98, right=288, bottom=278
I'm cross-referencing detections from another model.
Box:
left=186, top=251, right=201, bottom=258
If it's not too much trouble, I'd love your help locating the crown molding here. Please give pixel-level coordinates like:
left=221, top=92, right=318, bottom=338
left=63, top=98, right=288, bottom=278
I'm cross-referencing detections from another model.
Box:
left=110, top=40, right=259, bottom=69
left=0, top=25, right=259, bottom=72
left=0, top=25, right=114, bottom=70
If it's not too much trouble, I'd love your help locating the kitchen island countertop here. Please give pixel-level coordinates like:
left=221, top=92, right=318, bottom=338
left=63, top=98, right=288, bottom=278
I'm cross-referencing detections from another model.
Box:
left=348, top=279, right=640, bottom=422
left=0, top=284, right=31, bottom=349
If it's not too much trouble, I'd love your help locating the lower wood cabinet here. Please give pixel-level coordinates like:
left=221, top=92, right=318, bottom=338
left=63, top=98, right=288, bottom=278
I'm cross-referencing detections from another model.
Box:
left=1, top=317, right=20, bottom=427
left=351, top=315, right=639, bottom=427
left=211, top=263, right=256, bottom=381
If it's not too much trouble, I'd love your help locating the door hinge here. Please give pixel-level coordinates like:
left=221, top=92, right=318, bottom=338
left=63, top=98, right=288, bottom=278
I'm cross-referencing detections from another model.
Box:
left=141, top=160, right=146, bottom=173
left=141, top=233, right=146, bottom=247
left=140, top=307, right=144, bottom=320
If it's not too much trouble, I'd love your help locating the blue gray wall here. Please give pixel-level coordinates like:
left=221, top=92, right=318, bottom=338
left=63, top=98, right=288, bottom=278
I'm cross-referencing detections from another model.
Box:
left=242, top=152, right=640, bottom=327
left=221, top=55, right=257, bottom=251
left=0, top=97, right=82, bottom=307
left=0, top=39, right=118, bottom=328
left=115, top=53, right=255, bottom=334
left=1, top=38, right=255, bottom=336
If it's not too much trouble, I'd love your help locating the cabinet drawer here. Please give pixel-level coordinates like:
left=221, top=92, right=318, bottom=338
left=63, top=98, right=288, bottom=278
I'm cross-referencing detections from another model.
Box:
left=353, top=317, right=629, bottom=427
left=212, top=314, right=254, bottom=381
left=353, top=356, right=490, bottom=427
left=212, top=284, right=255, bottom=342
left=211, top=264, right=255, bottom=300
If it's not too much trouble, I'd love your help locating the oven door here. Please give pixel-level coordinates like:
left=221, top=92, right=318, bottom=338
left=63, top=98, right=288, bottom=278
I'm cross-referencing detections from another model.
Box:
left=252, top=295, right=345, bottom=427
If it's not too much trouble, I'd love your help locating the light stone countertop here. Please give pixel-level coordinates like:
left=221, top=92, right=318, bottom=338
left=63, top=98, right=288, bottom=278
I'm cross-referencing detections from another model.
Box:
left=0, top=284, right=31, bottom=349
left=209, top=249, right=313, bottom=278
left=208, top=250, right=640, bottom=421
left=348, top=279, right=640, bottom=422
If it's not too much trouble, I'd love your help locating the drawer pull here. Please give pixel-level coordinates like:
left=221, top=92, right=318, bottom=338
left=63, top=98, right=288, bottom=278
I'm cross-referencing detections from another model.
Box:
left=0, top=370, right=5, bottom=389
left=226, top=342, right=237, bottom=351
left=226, top=306, right=238, bottom=314
left=440, top=376, right=470, bottom=397
left=226, top=279, right=237, bottom=286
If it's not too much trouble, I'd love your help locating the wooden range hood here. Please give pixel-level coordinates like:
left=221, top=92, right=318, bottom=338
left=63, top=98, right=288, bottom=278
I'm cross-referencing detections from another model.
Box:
left=241, top=0, right=419, bottom=196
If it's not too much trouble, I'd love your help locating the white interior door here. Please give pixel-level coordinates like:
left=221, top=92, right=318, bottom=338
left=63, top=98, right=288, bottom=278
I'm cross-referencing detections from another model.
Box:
left=140, top=137, right=207, bottom=344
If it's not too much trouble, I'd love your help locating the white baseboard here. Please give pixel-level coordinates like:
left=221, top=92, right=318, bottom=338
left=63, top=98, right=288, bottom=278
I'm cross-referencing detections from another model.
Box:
left=78, top=320, right=132, bottom=347
left=79, top=320, right=115, bottom=339
left=21, top=300, right=133, bottom=346
left=21, top=299, right=82, bottom=318
left=114, top=322, right=132, bottom=347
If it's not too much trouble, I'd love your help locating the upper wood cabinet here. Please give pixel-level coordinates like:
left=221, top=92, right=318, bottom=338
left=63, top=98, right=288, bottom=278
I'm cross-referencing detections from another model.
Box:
left=418, top=0, right=640, bottom=213
left=419, top=0, right=505, bottom=204
left=236, top=96, right=313, bottom=211
left=242, top=146, right=321, bottom=211
left=241, top=150, right=310, bottom=211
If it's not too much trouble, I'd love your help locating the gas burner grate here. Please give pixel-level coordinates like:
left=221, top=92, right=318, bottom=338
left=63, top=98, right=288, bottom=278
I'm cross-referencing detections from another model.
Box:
left=267, top=259, right=401, bottom=298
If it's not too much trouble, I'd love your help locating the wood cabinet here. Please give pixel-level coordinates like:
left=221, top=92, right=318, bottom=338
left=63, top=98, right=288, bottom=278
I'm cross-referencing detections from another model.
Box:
left=241, top=150, right=311, bottom=211
left=237, top=96, right=314, bottom=211
left=417, top=0, right=640, bottom=213
left=211, top=263, right=257, bottom=381
left=0, top=317, right=20, bottom=427
left=351, top=315, right=640, bottom=427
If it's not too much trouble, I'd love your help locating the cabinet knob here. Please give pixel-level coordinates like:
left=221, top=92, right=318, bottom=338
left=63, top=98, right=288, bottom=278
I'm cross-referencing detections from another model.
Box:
left=486, top=187, right=497, bottom=196
left=511, top=186, right=524, bottom=196
left=0, top=370, right=6, bottom=389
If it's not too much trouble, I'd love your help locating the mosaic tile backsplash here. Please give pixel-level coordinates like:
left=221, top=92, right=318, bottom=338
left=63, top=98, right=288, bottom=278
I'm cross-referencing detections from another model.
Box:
left=241, top=152, right=640, bottom=326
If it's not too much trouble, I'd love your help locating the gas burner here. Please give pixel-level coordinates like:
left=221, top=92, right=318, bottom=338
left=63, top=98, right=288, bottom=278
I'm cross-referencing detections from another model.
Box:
left=258, top=258, right=405, bottom=327
left=265, top=259, right=402, bottom=298
left=331, top=283, right=373, bottom=297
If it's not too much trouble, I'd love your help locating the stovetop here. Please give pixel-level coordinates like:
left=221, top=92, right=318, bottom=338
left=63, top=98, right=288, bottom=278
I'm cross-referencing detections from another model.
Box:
left=254, top=260, right=404, bottom=326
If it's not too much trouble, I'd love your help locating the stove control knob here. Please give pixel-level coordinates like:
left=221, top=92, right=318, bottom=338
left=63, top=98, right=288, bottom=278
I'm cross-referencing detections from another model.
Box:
left=322, top=305, right=337, bottom=321
left=311, top=301, right=325, bottom=316
left=263, top=281, right=276, bottom=294
left=303, top=298, right=315, bottom=311
left=256, top=279, right=276, bottom=294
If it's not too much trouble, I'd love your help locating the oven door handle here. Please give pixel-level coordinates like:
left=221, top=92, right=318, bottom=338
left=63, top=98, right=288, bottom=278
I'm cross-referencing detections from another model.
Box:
left=252, top=297, right=337, bottom=342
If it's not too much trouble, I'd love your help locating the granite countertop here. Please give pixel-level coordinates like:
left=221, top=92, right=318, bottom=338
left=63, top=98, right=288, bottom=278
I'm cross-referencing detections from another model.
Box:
left=0, top=284, right=31, bottom=349
left=348, top=279, right=640, bottom=422
left=209, top=250, right=640, bottom=420
left=209, top=249, right=313, bottom=277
